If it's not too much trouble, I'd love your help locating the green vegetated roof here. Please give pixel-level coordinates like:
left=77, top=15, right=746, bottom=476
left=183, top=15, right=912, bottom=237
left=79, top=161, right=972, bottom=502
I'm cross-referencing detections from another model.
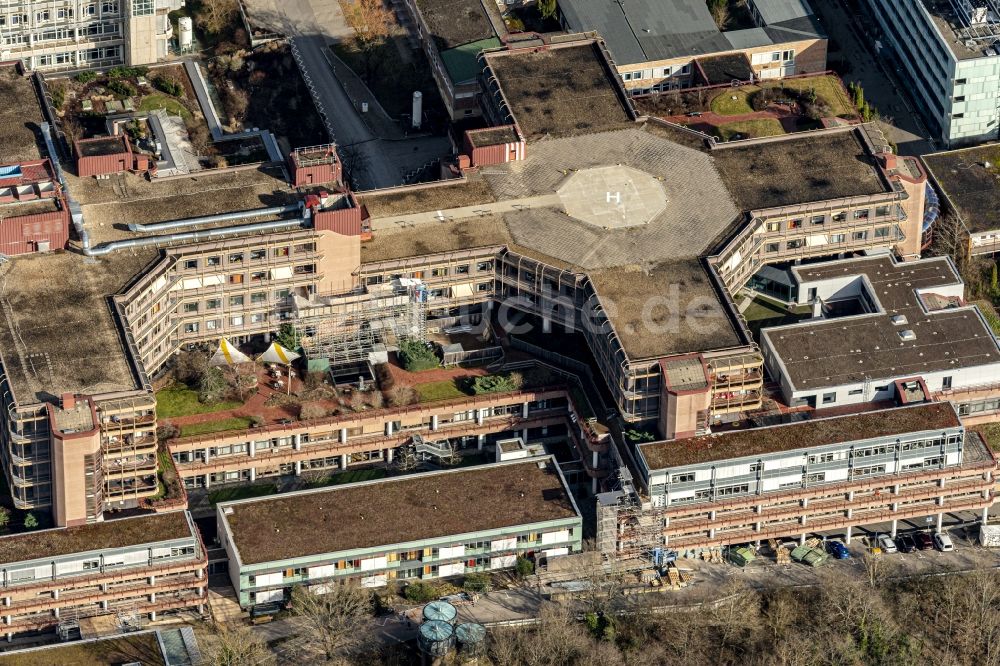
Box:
left=441, top=38, right=501, bottom=84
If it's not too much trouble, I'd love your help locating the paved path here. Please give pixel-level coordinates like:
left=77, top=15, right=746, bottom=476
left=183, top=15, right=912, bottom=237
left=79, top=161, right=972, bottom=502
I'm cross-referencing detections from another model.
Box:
left=810, top=0, right=934, bottom=156
left=370, top=193, right=562, bottom=230
left=242, top=0, right=450, bottom=190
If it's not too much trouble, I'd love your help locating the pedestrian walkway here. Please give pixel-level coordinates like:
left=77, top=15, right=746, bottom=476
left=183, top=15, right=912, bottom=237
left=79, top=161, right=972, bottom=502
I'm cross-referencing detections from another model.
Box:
left=370, top=193, right=562, bottom=230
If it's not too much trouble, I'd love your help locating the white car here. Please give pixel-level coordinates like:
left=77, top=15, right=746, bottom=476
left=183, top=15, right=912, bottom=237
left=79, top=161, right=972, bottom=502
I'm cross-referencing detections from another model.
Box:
left=878, top=534, right=898, bottom=554
left=934, top=532, right=954, bottom=552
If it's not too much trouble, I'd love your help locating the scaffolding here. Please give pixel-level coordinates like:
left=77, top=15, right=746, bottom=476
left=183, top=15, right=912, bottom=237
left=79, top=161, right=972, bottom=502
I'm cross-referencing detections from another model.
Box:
left=596, top=468, right=668, bottom=573
left=291, top=279, right=428, bottom=370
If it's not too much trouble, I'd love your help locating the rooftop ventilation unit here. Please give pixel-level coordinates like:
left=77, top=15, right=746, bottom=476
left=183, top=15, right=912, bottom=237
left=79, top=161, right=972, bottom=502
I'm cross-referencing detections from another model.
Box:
left=891, top=314, right=908, bottom=325
left=899, top=329, right=917, bottom=341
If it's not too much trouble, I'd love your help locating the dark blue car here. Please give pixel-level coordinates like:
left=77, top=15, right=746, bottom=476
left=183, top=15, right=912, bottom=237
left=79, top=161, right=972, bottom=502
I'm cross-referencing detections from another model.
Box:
left=825, top=540, right=850, bottom=559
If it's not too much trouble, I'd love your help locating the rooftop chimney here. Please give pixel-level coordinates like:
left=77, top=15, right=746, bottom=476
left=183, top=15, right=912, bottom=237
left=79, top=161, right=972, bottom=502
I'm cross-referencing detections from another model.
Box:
left=61, top=393, right=75, bottom=410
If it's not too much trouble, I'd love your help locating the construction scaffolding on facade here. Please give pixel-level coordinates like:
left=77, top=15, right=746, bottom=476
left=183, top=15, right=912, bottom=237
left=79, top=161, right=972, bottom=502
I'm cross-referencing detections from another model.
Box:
left=290, top=279, right=428, bottom=371
left=596, top=467, right=666, bottom=573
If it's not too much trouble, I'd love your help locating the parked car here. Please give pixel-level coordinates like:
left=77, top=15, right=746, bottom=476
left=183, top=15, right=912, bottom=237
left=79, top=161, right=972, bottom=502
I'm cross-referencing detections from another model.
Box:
left=895, top=534, right=917, bottom=553
left=878, top=534, right=898, bottom=554
left=934, top=532, right=955, bottom=552
left=915, top=532, right=935, bottom=550
left=825, top=540, right=850, bottom=559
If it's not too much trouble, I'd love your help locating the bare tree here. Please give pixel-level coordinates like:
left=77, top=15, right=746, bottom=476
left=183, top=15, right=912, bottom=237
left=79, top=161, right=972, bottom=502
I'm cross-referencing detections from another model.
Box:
left=708, top=0, right=730, bottom=29
left=203, top=623, right=275, bottom=666
left=930, top=212, right=970, bottom=269
left=393, top=444, right=420, bottom=472
left=341, top=0, right=395, bottom=82
left=860, top=549, right=893, bottom=589
left=290, top=582, right=374, bottom=662
left=197, top=0, right=238, bottom=35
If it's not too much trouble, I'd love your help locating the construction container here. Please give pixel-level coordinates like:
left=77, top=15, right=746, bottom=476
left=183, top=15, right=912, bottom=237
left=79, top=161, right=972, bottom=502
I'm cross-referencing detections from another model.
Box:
left=726, top=546, right=756, bottom=567
left=981, top=524, right=1000, bottom=547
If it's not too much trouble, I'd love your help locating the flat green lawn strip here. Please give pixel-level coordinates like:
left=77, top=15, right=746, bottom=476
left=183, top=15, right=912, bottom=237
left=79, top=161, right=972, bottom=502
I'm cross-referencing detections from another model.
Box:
left=710, top=88, right=755, bottom=115
left=180, top=416, right=253, bottom=438
left=973, top=299, right=1000, bottom=336
left=716, top=118, right=785, bottom=140
left=413, top=380, right=470, bottom=403
left=305, top=468, right=387, bottom=488
left=138, top=93, right=192, bottom=119
left=156, top=384, right=242, bottom=418
left=208, top=483, right=278, bottom=505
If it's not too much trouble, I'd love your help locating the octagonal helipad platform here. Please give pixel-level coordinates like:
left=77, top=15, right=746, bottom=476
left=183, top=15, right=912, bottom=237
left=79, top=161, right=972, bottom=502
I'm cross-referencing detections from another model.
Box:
left=556, top=165, right=667, bottom=229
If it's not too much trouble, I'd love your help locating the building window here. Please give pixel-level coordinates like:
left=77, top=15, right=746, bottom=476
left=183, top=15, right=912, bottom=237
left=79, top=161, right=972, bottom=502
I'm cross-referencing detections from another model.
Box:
left=787, top=219, right=803, bottom=230
left=942, top=376, right=952, bottom=390
left=822, top=392, right=836, bottom=404
left=131, top=0, right=154, bottom=15
left=251, top=292, right=267, bottom=304
left=231, top=316, right=244, bottom=326
left=229, top=253, right=244, bottom=264
left=853, top=209, right=869, bottom=220
left=853, top=231, right=868, bottom=241
left=956, top=78, right=967, bottom=85
left=853, top=464, right=886, bottom=478
left=205, top=319, right=219, bottom=331
left=805, top=472, right=825, bottom=483
left=206, top=298, right=221, bottom=309
left=786, top=239, right=804, bottom=250
left=183, top=302, right=198, bottom=313
left=184, top=259, right=198, bottom=270
left=207, top=256, right=221, bottom=267
left=766, top=222, right=780, bottom=232
left=716, top=484, right=750, bottom=497
left=848, top=388, right=863, bottom=395
left=782, top=50, right=794, bottom=61
left=954, top=95, right=965, bottom=102
left=953, top=113, right=964, bottom=119
left=250, top=249, right=266, bottom=260
left=229, top=295, right=244, bottom=306
left=810, top=215, right=825, bottom=225
left=830, top=233, right=846, bottom=243
left=874, top=226, right=890, bottom=239
left=765, top=242, right=779, bottom=253
left=670, top=473, right=695, bottom=483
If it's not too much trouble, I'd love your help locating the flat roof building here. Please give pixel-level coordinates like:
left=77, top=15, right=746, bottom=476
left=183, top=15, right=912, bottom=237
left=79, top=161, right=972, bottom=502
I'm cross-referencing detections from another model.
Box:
left=0, top=628, right=200, bottom=665
left=922, top=144, right=1000, bottom=255
left=609, top=402, right=996, bottom=553
left=865, top=0, right=1000, bottom=145
left=558, top=0, right=827, bottom=93
left=760, top=255, right=1000, bottom=413
left=0, top=512, right=206, bottom=638
left=217, top=458, right=582, bottom=607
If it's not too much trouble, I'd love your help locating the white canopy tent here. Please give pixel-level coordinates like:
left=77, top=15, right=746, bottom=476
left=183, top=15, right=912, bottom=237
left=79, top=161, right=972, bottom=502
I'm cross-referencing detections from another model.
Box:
left=209, top=338, right=252, bottom=367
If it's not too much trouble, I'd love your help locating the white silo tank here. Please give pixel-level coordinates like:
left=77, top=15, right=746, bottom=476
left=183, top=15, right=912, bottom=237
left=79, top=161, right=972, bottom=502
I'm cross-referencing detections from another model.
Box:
left=412, top=91, right=422, bottom=129
left=178, top=17, right=194, bottom=51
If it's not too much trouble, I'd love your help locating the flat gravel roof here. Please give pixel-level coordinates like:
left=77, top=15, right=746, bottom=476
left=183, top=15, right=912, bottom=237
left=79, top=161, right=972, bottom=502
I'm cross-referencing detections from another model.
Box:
left=221, top=459, right=579, bottom=565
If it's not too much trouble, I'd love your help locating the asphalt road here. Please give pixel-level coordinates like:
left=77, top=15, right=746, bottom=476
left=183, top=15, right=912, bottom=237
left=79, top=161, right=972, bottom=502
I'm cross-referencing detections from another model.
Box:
left=811, top=0, right=935, bottom=156
left=243, top=0, right=449, bottom=190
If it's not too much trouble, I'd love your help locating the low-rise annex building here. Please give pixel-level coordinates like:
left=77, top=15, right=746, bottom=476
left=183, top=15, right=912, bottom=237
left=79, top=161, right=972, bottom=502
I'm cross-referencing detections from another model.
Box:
left=217, top=458, right=582, bottom=607
left=760, top=255, right=1000, bottom=424
left=0, top=511, right=206, bottom=639
left=0, top=627, right=201, bottom=664
left=601, top=402, right=995, bottom=557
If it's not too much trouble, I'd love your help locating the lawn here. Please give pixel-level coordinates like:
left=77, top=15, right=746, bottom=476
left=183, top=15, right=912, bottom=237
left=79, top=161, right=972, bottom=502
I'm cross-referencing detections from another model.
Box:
left=138, top=93, right=192, bottom=119
left=414, top=380, right=470, bottom=403
left=304, top=467, right=387, bottom=488
left=156, top=384, right=242, bottom=419
left=715, top=118, right=785, bottom=140
left=208, top=483, right=278, bottom=505
left=771, top=75, right=855, bottom=118
left=179, top=416, right=254, bottom=438
left=710, top=89, right=754, bottom=115
left=743, top=297, right=812, bottom=341
left=974, top=299, right=1000, bottom=336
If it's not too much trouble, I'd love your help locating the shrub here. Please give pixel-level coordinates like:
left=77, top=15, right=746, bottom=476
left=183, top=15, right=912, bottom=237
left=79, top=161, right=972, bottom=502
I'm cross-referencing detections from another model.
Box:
left=398, top=339, right=439, bottom=372
left=108, top=65, right=149, bottom=80
left=386, top=385, right=418, bottom=407
left=74, top=71, right=98, bottom=84
left=249, top=415, right=266, bottom=427
left=514, top=555, right=534, bottom=578
left=23, top=513, right=38, bottom=530
left=153, top=76, right=184, bottom=97
left=374, top=363, right=395, bottom=391
left=50, top=85, right=65, bottom=110
left=624, top=429, right=655, bottom=444
left=108, top=80, right=136, bottom=98
left=157, top=422, right=180, bottom=441
left=0, top=507, right=9, bottom=529
left=404, top=581, right=440, bottom=603
left=299, top=402, right=327, bottom=420
left=365, top=390, right=384, bottom=409
left=304, top=372, right=327, bottom=391
left=470, top=372, right=523, bottom=395
left=462, top=573, right=491, bottom=594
